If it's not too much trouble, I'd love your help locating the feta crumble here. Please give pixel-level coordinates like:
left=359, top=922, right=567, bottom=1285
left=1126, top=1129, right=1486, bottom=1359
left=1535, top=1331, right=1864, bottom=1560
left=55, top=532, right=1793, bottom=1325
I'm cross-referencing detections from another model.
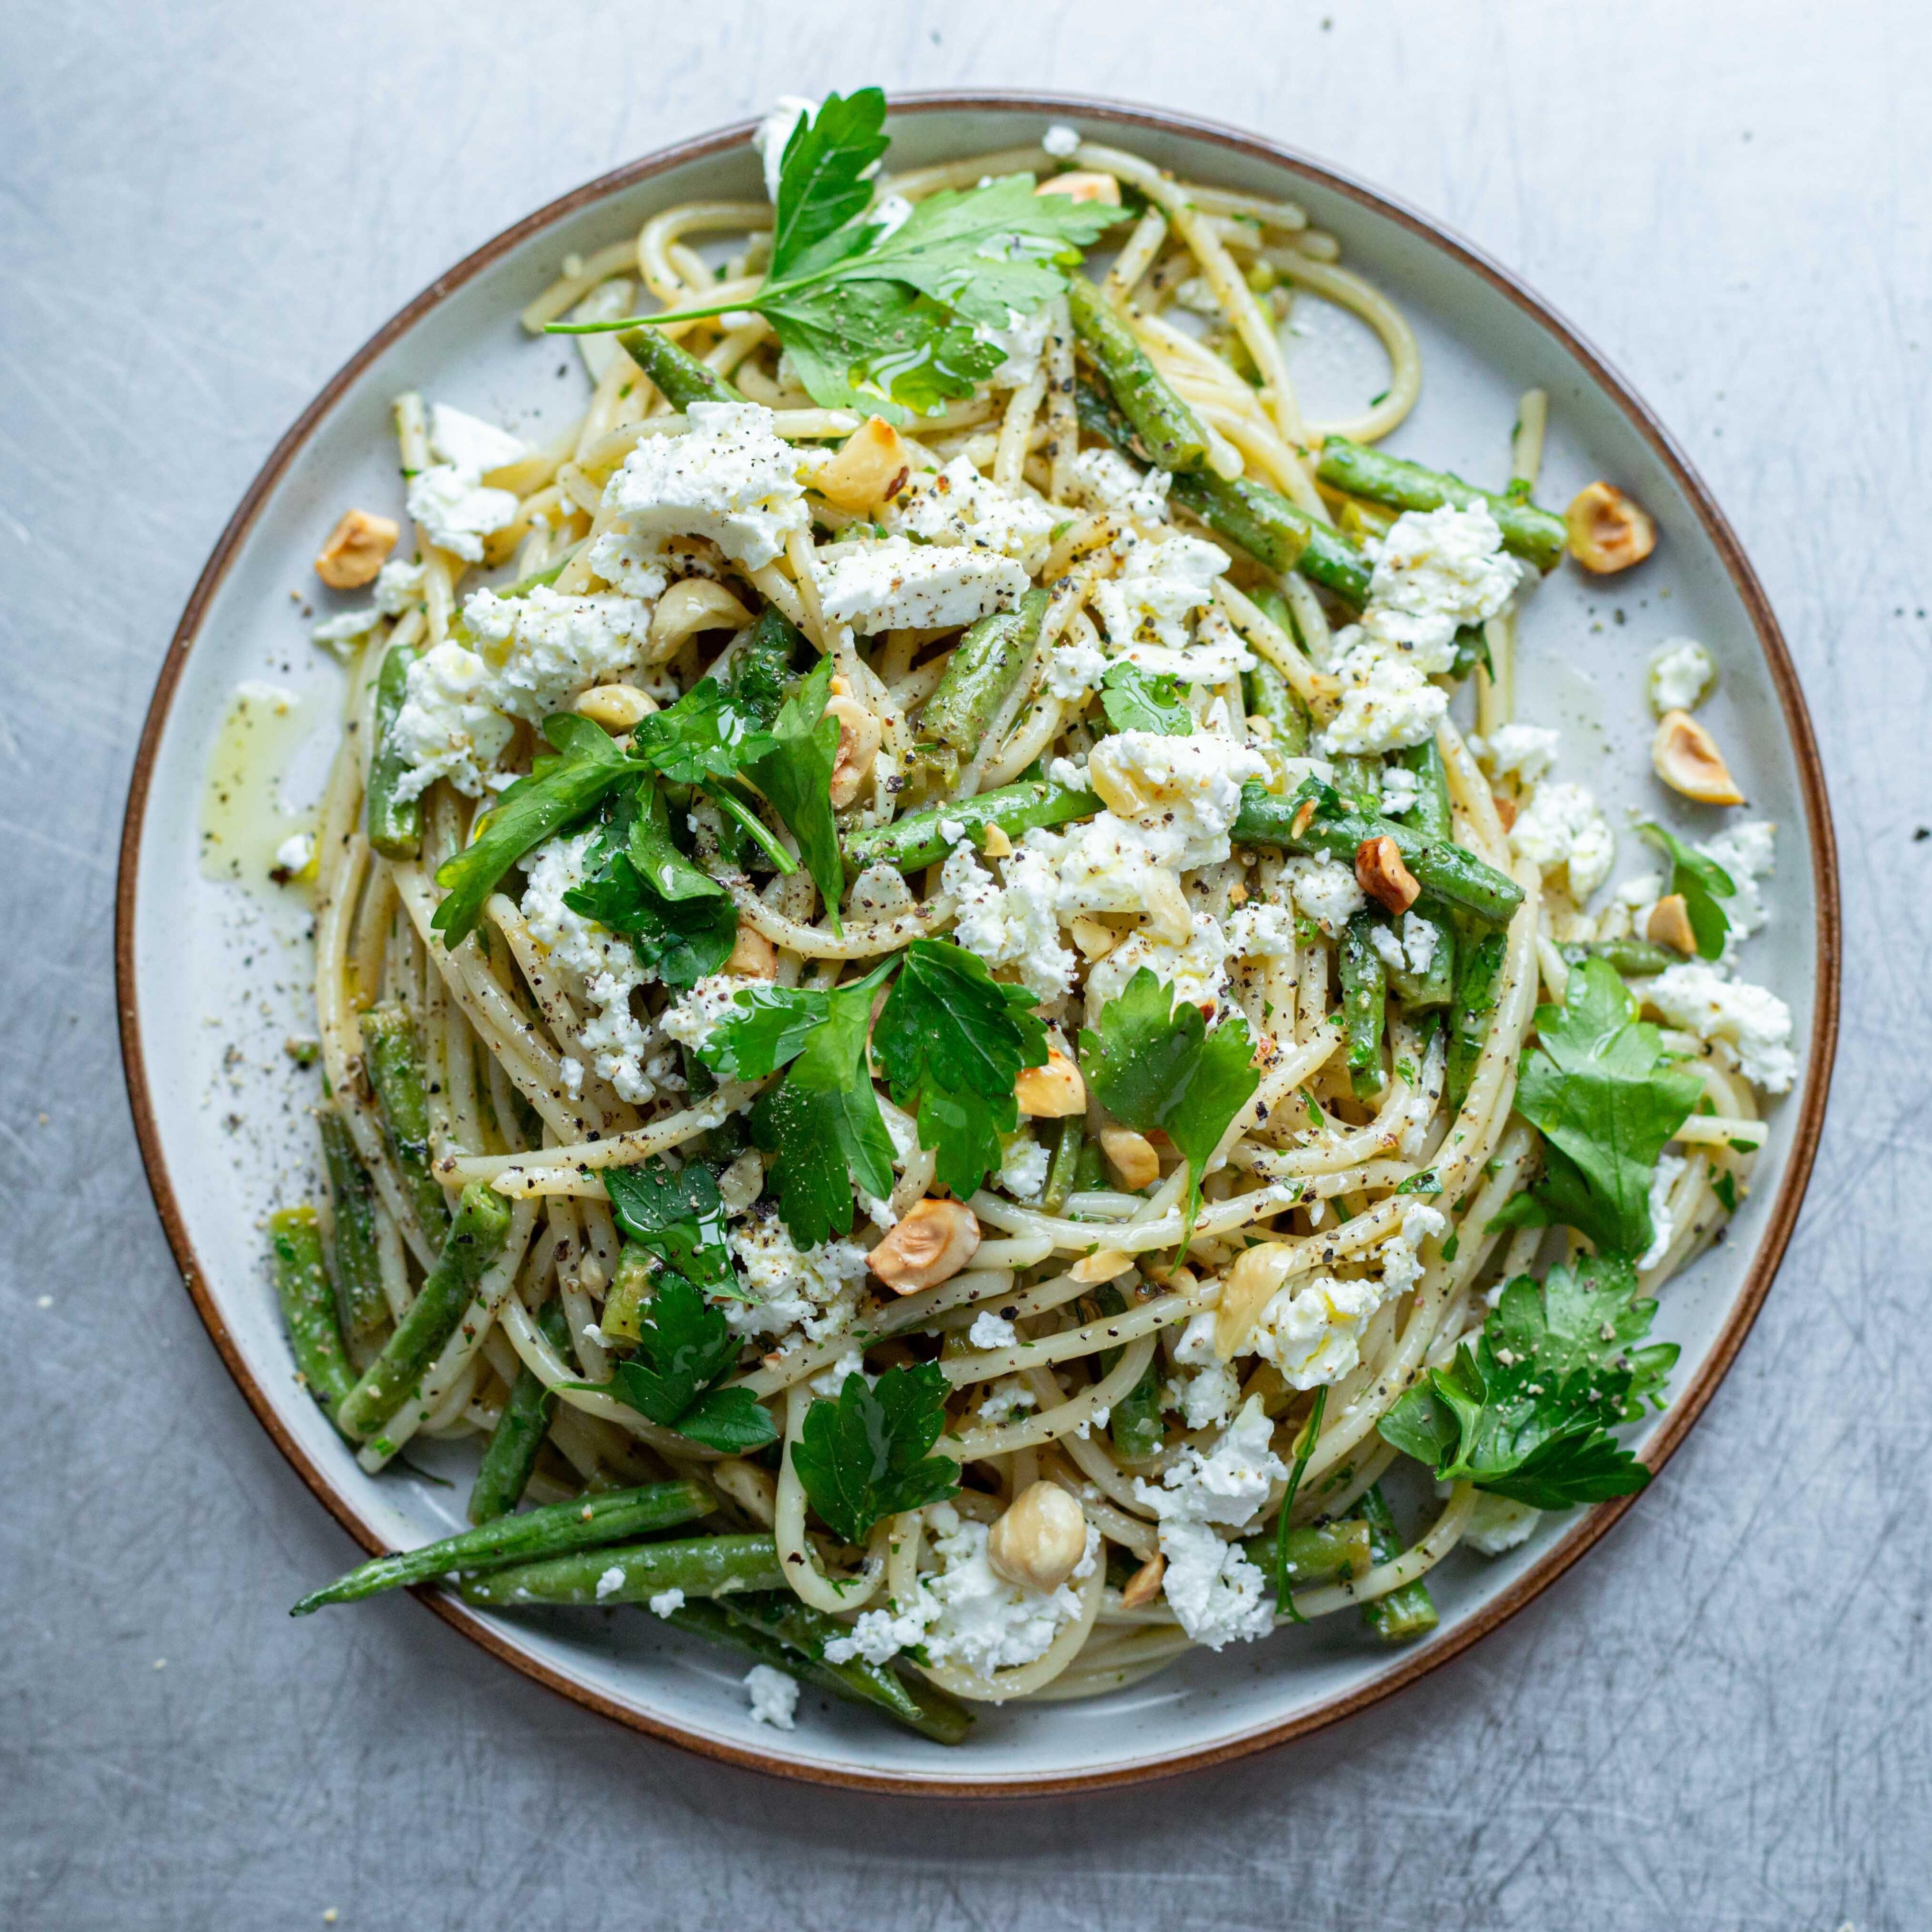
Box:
left=1464, top=1492, right=1541, bottom=1555
left=594, top=1565, right=626, bottom=1602
left=814, top=535, right=1029, bottom=633
left=389, top=642, right=516, bottom=800
left=725, top=1205, right=871, bottom=1341
left=404, top=406, right=526, bottom=562
left=1042, top=123, right=1082, bottom=158
left=1091, top=530, right=1230, bottom=653
left=1068, top=446, right=1170, bottom=524
left=1645, top=961, right=1797, bottom=1093
left=997, top=1133, right=1050, bottom=1204
left=744, top=1664, right=799, bottom=1729
left=1511, top=780, right=1615, bottom=900
left=888, top=456, right=1058, bottom=570
left=647, top=1587, right=686, bottom=1618
left=1481, top=722, right=1561, bottom=783
left=462, top=585, right=653, bottom=723
left=969, top=1310, right=1019, bottom=1350
left=1283, top=853, right=1366, bottom=936
left=940, top=837, right=1078, bottom=1002
left=1648, top=637, right=1716, bottom=714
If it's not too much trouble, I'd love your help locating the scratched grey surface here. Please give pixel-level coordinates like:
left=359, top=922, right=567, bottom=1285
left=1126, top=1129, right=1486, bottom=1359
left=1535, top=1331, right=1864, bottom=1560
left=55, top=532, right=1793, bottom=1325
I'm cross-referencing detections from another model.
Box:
left=1, top=0, right=1924, bottom=1924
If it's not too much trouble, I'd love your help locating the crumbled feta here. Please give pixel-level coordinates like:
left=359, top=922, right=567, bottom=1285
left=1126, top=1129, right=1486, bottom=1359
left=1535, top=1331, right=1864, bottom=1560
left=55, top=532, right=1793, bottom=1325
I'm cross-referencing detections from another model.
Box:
left=725, top=1205, right=871, bottom=1341
left=594, top=401, right=809, bottom=582
left=647, top=1586, right=685, bottom=1618
left=977, top=1375, right=1037, bottom=1426
left=660, top=972, right=763, bottom=1056
left=1645, top=961, right=1797, bottom=1093
left=1647, top=636, right=1716, bottom=714
left=975, top=306, right=1055, bottom=389
left=969, top=1310, right=1019, bottom=1350
left=1283, top=853, right=1366, bottom=936
left=1367, top=911, right=1441, bottom=979
left=1463, top=1492, right=1541, bottom=1555
left=808, top=1346, right=867, bottom=1400
left=888, top=456, right=1058, bottom=570
left=848, top=861, right=916, bottom=921
left=1166, top=1311, right=1240, bottom=1430
left=1319, top=646, right=1447, bottom=756
left=915, top=1504, right=1095, bottom=1676
left=752, top=95, right=820, bottom=202
left=1357, top=504, right=1523, bottom=670
left=390, top=642, right=517, bottom=799
left=1511, top=780, right=1615, bottom=900
left=1379, top=763, right=1420, bottom=817
left=520, top=831, right=658, bottom=1100
left=1224, top=901, right=1298, bottom=959
left=1068, top=447, right=1170, bottom=524
left=1086, top=730, right=1268, bottom=859
left=593, top=1565, right=626, bottom=1601
left=406, top=465, right=519, bottom=564
left=1699, top=819, right=1776, bottom=951
left=1156, top=1518, right=1275, bottom=1649
left=1084, top=911, right=1232, bottom=1022
left=814, top=535, right=1029, bottom=634
left=823, top=1601, right=931, bottom=1667
left=743, top=1664, right=799, bottom=1729
left=1091, top=530, right=1230, bottom=654
left=463, top=585, right=653, bottom=723
left=311, top=558, right=426, bottom=651
left=1042, top=122, right=1082, bottom=158
left=1481, top=722, right=1560, bottom=783
left=941, top=838, right=1078, bottom=1002
left=1640, top=1151, right=1688, bottom=1269
left=1044, top=635, right=1111, bottom=701
left=997, top=1134, right=1050, bottom=1204
left=430, top=405, right=527, bottom=476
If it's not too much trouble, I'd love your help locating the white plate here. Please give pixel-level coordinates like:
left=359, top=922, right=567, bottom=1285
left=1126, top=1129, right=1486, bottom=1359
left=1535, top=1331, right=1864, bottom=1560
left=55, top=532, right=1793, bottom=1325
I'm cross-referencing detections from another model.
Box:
left=117, top=95, right=1839, bottom=1794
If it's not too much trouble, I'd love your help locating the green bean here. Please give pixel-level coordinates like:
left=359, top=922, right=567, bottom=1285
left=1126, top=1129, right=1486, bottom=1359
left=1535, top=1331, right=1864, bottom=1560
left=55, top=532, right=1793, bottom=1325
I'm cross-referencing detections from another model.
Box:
left=1561, top=937, right=1675, bottom=978
left=1091, top=1282, right=1164, bottom=1462
left=269, top=1206, right=356, bottom=1412
left=1352, top=1482, right=1439, bottom=1643
left=1339, top=914, right=1388, bottom=1100
left=1231, top=783, right=1524, bottom=927
left=1329, top=755, right=1384, bottom=815
left=459, top=1532, right=782, bottom=1607
left=1384, top=742, right=1457, bottom=1012
left=291, top=1479, right=711, bottom=1615
left=1446, top=927, right=1506, bottom=1112
left=466, top=1301, right=572, bottom=1526
left=921, top=588, right=1051, bottom=751
left=357, top=1003, right=448, bottom=1237
left=317, top=1103, right=385, bottom=1339
left=690, top=1593, right=973, bottom=1745
left=1040, top=1113, right=1086, bottom=1218
left=615, top=327, right=745, bottom=410
left=1241, top=591, right=1310, bottom=755
left=365, top=642, right=422, bottom=860
left=1066, top=275, right=1208, bottom=472
left=841, top=777, right=1100, bottom=876
left=1239, top=1519, right=1375, bottom=1589
left=1072, top=1135, right=1106, bottom=1197
left=1315, top=436, right=1568, bottom=572
left=599, top=1242, right=655, bottom=1348
left=335, top=1183, right=513, bottom=1443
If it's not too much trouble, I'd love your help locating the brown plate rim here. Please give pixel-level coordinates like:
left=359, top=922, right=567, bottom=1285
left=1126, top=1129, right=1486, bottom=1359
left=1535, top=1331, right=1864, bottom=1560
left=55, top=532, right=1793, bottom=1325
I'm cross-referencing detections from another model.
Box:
left=114, top=88, right=1841, bottom=1798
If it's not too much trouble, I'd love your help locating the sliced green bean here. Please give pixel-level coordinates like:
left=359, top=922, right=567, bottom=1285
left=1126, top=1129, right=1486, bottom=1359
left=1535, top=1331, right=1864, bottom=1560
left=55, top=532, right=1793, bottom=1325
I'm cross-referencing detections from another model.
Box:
left=1040, top=1113, right=1086, bottom=1218
left=1066, top=275, right=1207, bottom=472
left=291, top=1479, right=711, bottom=1615
left=696, top=1592, right=973, bottom=1745
left=1446, top=927, right=1507, bottom=1112
left=1231, top=783, right=1524, bottom=927
left=922, top=587, right=1051, bottom=750
left=615, top=327, right=745, bottom=410
left=599, top=1242, right=655, bottom=1348
left=317, top=1103, right=385, bottom=1339
left=335, top=1182, right=513, bottom=1443
left=1339, top=914, right=1388, bottom=1100
left=842, top=777, right=1100, bottom=877
left=1240, top=1519, right=1375, bottom=1589
left=1091, top=1282, right=1164, bottom=1462
left=1241, top=591, right=1310, bottom=755
left=365, top=641, right=422, bottom=860
left=1315, top=436, right=1568, bottom=572
left=1561, top=937, right=1675, bottom=978
left=459, top=1532, right=783, bottom=1607
left=270, top=1206, right=355, bottom=1412
left=1329, top=755, right=1384, bottom=815
left=1352, top=1482, right=1439, bottom=1643
left=358, top=1003, right=448, bottom=1237
left=1384, top=742, right=1457, bottom=1012
left=466, top=1301, right=572, bottom=1526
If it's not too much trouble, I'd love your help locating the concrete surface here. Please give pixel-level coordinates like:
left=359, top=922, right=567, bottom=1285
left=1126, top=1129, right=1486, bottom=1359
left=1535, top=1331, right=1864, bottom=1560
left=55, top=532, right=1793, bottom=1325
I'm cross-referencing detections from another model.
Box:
left=2, top=1, right=1925, bottom=1925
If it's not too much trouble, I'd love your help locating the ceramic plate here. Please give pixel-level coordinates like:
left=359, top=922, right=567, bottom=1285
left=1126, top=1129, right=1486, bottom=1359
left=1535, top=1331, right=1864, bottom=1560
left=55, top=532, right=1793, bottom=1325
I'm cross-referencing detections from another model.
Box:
left=117, top=94, right=1839, bottom=1794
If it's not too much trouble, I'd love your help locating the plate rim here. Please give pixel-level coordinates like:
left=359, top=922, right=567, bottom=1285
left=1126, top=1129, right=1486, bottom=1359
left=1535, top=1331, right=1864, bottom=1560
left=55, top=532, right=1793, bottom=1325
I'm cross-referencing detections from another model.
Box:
left=114, top=87, right=1842, bottom=1798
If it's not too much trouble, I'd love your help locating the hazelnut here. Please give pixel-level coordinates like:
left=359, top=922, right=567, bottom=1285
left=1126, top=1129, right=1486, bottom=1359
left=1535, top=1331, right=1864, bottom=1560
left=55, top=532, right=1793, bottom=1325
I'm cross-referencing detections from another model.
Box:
left=1099, top=1125, right=1160, bottom=1190
left=1014, top=1046, right=1086, bottom=1118
left=826, top=695, right=883, bottom=807
left=987, top=1482, right=1089, bottom=1593
left=315, top=509, right=398, bottom=589
left=1354, top=834, right=1420, bottom=915
left=813, top=417, right=915, bottom=515
left=867, top=1198, right=981, bottom=1292
left=1035, top=171, right=1121, bottom=206
left=1119, top=1551, right=1166, bottom=1608
left=1566, top=481, right=1657, bottom=574
left=1651, top=709, right=1744, bottom=805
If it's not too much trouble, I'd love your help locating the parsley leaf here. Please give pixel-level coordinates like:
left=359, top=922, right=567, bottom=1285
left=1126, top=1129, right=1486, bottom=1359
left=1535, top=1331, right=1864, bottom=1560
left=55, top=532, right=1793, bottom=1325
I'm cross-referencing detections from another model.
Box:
left=872, top=938, right=1049, bottom=1198
left=602, top=1156, right=740, bottom=1299
left=768, top=88, right=892, bottom=279
left=1079, top=968, right=1259, bottom=1255
left=1637, top=822, right=1734, bottom=960
left=767, top=281, right=1004, bottom=418
left=431, top=714, right=632, bottom=948
left=587, top=1272, right=777, bottom=1453
left=791, top=1362, right=960, bottom=1544
left=745, top=654, right=845, bottom=932
left=1098, top=661, right=1194, bottom=736
left=1378, top=1252, right=1678, bottom=1509
left=630, top=678, right=777, bottom=789
left=1505, top=957, right=1700, bottom=1256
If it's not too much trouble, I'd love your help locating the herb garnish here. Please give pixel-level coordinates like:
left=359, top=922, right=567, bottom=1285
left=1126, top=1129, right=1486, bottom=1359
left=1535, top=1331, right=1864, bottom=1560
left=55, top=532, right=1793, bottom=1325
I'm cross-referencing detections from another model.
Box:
left=1637, top=821, right=1734, bottom=960
left=1097, top=660, right=1194, bottom=736
left=791, top=1361, right=961, bottom=1544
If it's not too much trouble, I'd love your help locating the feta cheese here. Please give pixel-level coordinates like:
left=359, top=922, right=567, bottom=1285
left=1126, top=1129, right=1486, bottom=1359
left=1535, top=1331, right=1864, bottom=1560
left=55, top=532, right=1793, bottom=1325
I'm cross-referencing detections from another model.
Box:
left=1357, top=503, right=1523, bottom=670
left=429, top=405, right=527, bottom=476
left=822, top=1601, right=931, bottom=1667
left=274, top=831, right=314, bottom=875
left=594, top=400, right=809, bottom=579
left=1156, top=1518, right=1275, bottom=1649
left=1367, top=909, right=1440, bottom=978
left=1283, top=853, right=1366, bottom=936
left=462, top=585, right=653, bottom=723
left=888, top=456, right=1058, bottom=570
left=1091, top=530, right=1230, bottom=654
left=1639, top=1151, right=1688, bottom=1270
left=647, top=1586, right=686, bottom=1618
left=1166, top=1312, right=1240, bottom=1431
left=1319, top=645, right=1447, bottom=755
left=1647, top=636, right=1716, bottom=715
left=1463, top=1493, right=1541, bottom=1555
left=743, top=1663, right=799, bottom=1729
left=814, top=535, right=1029, bottom=634
left=1379, top=763, right=1420, bottom=818
left=752, top=95, right=820, bottom=202
left=520, top=831, right=658, bottom=1100
left=915, top=1504, right=1095, bottom=1676
left=311, top=558, right=426, bottom=651
left=406, top=465, right=519, bottom=564
left=1481, top=721, right=1561, bottom=783
left=997, top=1134, right=1050, bottom=1204
left=976, top=1375, right=1037, bottom=1426
left=1044, top=635, right=1111, bottom=701
left=1085, top=729, right=1268, bottom=857
left=1511, top=780, right=1615, bottom=900
left=1224, top=901, right=1298, bottom=959
left=1699, top=819, right=1777, bottom=951
left=659, top=972, right=762, bottom=1057
left=1068, top=447, right=1170, bottom=524
left=969, top=1310, right=1019, bottom=1350
left=594, top=1565, right=626, bottom=1601
left=390, top=642, right=516, bottom=799
left=1041, top=122, right=1082, bottom=158
left=941, top=838, right=1078, bottom=1002
left=725, top=1205, right=871, bottom=1341
left=1645, top=961, right=1797, bottom=1093
left=975, top=306, right=1055, bottom=389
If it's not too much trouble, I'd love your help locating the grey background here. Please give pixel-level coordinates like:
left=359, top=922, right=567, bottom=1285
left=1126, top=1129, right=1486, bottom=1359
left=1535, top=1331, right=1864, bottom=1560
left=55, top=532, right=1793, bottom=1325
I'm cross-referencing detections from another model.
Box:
left=3, top=0, right=1923, bottom=1925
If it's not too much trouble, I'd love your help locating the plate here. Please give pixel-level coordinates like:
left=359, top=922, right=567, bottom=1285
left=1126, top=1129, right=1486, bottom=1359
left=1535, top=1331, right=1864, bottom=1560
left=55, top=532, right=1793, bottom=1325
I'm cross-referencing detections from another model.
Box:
left=116, top=93, right=1840, bottom=1794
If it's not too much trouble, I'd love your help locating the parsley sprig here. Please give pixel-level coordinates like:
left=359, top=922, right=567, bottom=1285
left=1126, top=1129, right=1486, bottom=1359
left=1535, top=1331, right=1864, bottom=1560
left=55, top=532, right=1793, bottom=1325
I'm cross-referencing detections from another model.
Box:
left=1098, top=661, right=1194, bottom=737
left=791, top=1362, right=960, bottom=1545
left=1378, top=1253, right=1678, bottom=1509
left=551, top=90, right=1121, bottom=418
left=603, top=1156, right=741, bottom=1300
